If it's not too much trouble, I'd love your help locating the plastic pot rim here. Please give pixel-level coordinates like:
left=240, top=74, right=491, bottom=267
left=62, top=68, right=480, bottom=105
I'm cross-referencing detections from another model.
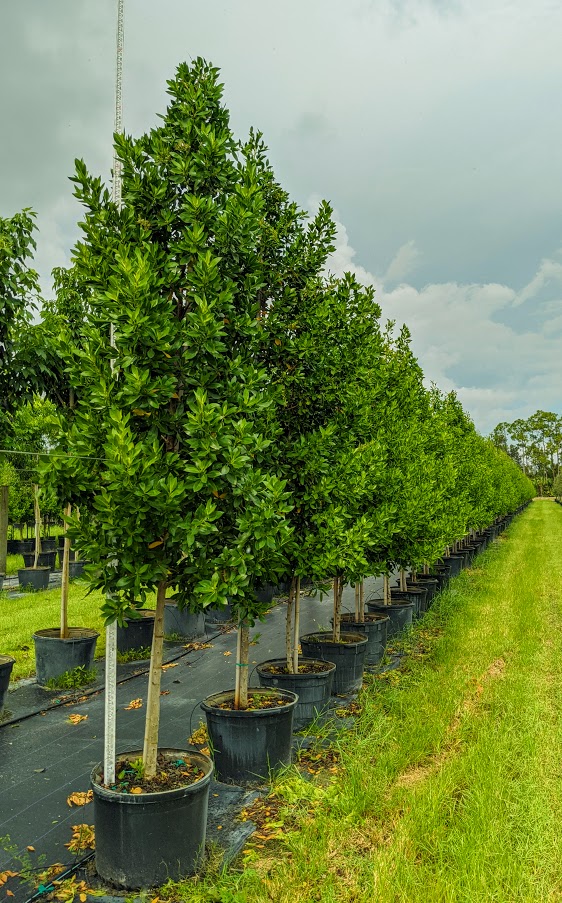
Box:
left=201, top=687, right=298, bottom=717
left=256, top=658, right=336, bottom=678
left=33, top=627, right=100, bottom=643
left=91, top=747, right=213, bottom=804
left=300, top=631, right=368, bottom=648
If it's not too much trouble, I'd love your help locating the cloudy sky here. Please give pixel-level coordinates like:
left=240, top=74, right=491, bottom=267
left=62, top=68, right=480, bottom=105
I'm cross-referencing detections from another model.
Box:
left=2, top=0, right=561, bottom=433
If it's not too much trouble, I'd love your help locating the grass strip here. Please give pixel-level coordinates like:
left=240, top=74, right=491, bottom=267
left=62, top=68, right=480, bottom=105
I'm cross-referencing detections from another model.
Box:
left=169, top=500, right=562, bottom=902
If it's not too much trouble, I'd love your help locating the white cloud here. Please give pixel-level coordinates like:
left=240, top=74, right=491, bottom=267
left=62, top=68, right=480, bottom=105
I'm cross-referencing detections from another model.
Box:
left=326, top=216, right=562, bottom=433
left=382, top=240, right=421, bottom=285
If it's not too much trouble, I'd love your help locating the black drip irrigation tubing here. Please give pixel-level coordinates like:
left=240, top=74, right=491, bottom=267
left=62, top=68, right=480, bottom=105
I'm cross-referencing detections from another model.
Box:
left=22, top=853, right=95, bottom=903
left=0, top=622, right=235, bottom=730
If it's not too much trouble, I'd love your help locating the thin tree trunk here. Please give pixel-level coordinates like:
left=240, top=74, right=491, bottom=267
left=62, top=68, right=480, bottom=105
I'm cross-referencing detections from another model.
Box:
left=359, top=579, right=365, bottom=623
left=60, top=503, right=71, bottom=639
left=399, top=568, right=407, bottom=592
left=292, top=576, right=301, bottom=674
left=333, top=576, right=342, bottom=642
left=383, top=574, right=390, bottom=605
left=234, top=619, right=250, bottom=710
left=354, top=583, right=360, bottom=620
left=33, top=485, right=42, bottom=569
left=286, top=576, right=296, bottom=672
left=423, top=561, right=429, bottom=575
left=0, top=485, right=8, bottom=577
left=142, top=579, right=167, bottom=779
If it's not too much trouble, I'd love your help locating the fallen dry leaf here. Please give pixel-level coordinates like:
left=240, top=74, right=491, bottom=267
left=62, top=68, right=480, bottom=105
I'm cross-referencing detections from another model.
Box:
left=67, top=790, right=93, bottom=807
left=124, top=698, right=143, bottom=710
left=65, top=825, right=95, bottom=853
left=223, top=651, right=232, bottom=657
left=160, top=690, right=170, bottom=696
left=183, top=642, right=212, bottom=651
left=161, top=662, right=178, bottom=671
left=67, top=714, right=88, bottom=725
left=26, top=846, right=35, bottom=852
left=0, top=873, right=18, bottom=888
left=7, top=890, right=15, bottom=897
left=130, top=787, right=143, bottom=795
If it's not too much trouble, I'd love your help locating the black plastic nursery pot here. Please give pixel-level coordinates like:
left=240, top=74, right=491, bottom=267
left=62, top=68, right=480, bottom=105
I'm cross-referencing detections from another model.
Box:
left=337, top=614, right=389, bottom=667
left=254, top=583, right=276, bottom=605
left=41, top=537, right=57, bottom=552
left=442, top=554, right=464, bottom=578
left=117, top=610, right=155, bottom=654
left=204, top=601, right=233, bottom=625
left=91, top=748, right=213, bottom=889
left=257, top=658, right=335, bottom=730
left=22, top=551, right=56, bottom=569
left=164, top=602, right=205, bottom=639
left=366, top=601, right=415, bottom=639
left=404, top=585, right=428, bottom=617
left=0, top=655, right=15, bottom=717
left=33, top=627, right=99, bottom=686
left=412, top=577, right=439, bottom=608
left=18, top=567, right=50, bottom=592
left=68, top=560, right=85, bottom=579
left=299, top=632, right=368, bottom=695
left=201, top=688, right=298, bottom=784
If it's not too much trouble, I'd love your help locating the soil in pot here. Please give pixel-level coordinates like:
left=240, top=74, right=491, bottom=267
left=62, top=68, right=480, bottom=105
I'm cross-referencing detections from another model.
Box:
left=117, top=610, right=155, bottom=654
left=18, top=567, right=50, bottom=592
left=338, top=613, right=389, bottom=667
left=0, top=655, right=15, bottom=717
left=366, top=601, right=415, bottom=638
left=33, top=627, right=99, bottom=686
left=201, top=688, right=297, bottom=784
left=257, top=658, right=335, bottom=730
left=164, top=602, right=205, bottom=640
left=92, top=748, right=212, bottom=889
left=299, top=632, right=368, bottom=695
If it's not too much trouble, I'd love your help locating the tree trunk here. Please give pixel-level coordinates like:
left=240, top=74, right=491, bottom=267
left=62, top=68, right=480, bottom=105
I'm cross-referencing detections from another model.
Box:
left=292, top=576, right=301, bottom=674
left=383, top=574, right=390, bottom=605
left=333, top=576, right=342, bottom=642
left=0, top=485, right=8, bottom=577
left=234, top=619, right=250, bottom=710
left=33, top=485, right=42, bottom=569
left=286, top=576, right=296, bottom=672
left=60, top=503, right=71, bottom=639
left=359, top=580, right=365, bottom=623
left=399, top=568, right=407, bottom=592
left=354, top=583, right=360, bottom=620
left=142, top=580, right=167, bottom=779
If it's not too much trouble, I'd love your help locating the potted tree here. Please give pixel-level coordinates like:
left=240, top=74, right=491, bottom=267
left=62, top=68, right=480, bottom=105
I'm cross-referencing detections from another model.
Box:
left=44, top=58, right=293, bottom=883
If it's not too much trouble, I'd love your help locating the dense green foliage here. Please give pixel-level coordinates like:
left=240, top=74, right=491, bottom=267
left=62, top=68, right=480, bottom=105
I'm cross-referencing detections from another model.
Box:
left=1, top=59, right=533, bottom=619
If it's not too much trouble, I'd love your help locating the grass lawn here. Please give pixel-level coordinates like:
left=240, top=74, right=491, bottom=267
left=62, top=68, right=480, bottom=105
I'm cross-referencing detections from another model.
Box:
left=171, top=500, right=562, bottom=902
left=0, top=579, right=159, bottom=681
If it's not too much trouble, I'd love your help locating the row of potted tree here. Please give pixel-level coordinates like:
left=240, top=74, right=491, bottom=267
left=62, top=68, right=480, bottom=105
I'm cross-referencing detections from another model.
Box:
left=1, top=59, right=535, bottom=888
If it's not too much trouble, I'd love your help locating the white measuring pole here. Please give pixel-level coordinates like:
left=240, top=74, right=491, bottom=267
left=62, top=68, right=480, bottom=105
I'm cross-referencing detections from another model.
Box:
left=104, top=0, right=125, bottom=787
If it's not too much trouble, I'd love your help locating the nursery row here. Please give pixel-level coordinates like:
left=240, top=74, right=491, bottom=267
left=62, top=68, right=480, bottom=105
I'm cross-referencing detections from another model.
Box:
left=0, top=58, right=535, bottom=891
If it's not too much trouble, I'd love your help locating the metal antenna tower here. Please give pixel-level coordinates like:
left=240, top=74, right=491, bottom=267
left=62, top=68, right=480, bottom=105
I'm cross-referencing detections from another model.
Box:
left=104, top=0, right=125, bottom=787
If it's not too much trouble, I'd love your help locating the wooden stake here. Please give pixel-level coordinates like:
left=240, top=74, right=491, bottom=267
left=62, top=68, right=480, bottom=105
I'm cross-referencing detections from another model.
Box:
left=234, top=619, right=250, bottom=710
left=293, top=576, right=300, bottom=674
left=60, top=503, right=71, bottom=639
left=359, top=579, right=365, bottom=623
left=142, top=580, right=167, bottom=779
left=333, top=576, right=342, bottom=642
left=399, top=568, right=407, bottom=592
left=33, top=485, right=42, bottom=569
left=354, top=583, right=360, bottom=620
left=0, top=485, right=8, bottom=578
left=286, top=577, right=296, bottom=672
left=383, top=574, right=390, bottom=605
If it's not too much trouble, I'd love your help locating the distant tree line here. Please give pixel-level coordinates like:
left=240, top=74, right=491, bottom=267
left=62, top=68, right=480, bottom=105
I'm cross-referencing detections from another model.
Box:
left=491, top=411, right=562, bottom=495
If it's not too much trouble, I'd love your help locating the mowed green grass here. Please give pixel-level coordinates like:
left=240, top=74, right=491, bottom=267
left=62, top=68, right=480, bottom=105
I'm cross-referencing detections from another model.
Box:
left=0, top=580, right=108, bottom=680
left=175, top=500, right=562, bottom=903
